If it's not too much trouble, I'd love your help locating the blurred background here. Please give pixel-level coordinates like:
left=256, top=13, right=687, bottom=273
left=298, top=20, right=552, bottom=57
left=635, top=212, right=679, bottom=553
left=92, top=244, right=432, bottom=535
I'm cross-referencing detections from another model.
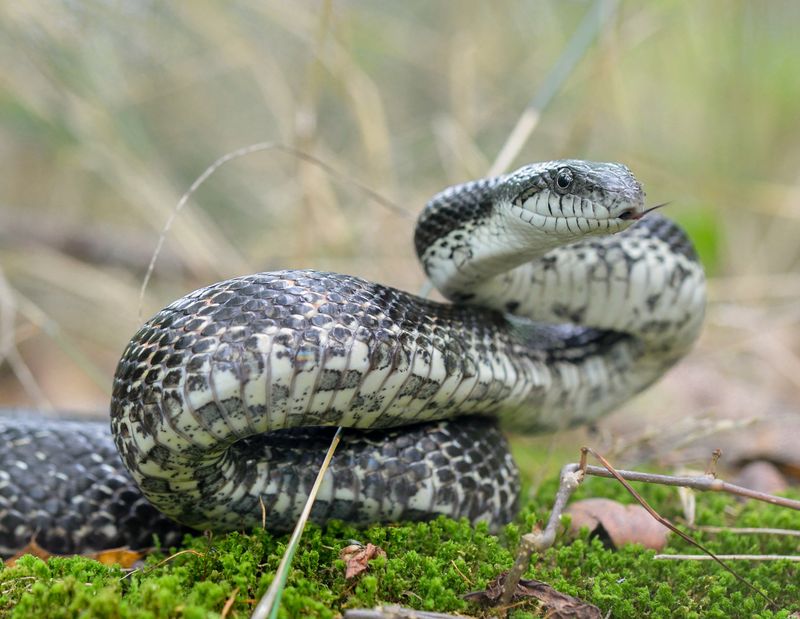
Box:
left=2, top=1, right=799, bottom=482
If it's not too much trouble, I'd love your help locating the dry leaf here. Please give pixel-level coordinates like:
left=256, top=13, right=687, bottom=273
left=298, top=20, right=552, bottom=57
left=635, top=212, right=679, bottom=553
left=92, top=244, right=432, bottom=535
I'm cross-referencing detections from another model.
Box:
left=566, top=497, right=669, bottom=551
left=464, top=571, right=601, bottom=618
left=92, top=548, right=145, bottom=568
left=340, top=543, right=386, bottom=579
left=5, top=539, right=53, bottom=566
left=4, top=539, right=144, bottom=568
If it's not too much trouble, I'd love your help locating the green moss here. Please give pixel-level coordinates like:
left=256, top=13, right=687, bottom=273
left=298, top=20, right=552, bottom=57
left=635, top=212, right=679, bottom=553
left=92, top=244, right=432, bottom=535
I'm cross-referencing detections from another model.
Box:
left=2, top=477, right=799, bottom=618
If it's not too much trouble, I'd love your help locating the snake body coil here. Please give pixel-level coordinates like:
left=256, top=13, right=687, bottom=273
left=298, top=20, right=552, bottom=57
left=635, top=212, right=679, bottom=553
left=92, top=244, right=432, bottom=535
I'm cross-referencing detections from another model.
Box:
left=0, top=160, right=705, bottom=556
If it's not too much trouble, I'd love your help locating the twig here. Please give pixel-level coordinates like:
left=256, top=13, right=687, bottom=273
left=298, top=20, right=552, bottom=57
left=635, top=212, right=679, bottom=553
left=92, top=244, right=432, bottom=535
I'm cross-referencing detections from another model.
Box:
left=582, top=447, right=776, bottom=607
left=221, top=587, right=240, bottom=618
left=343, top=606, right=474, bottom=619
left=119, top=549, right=204, bottom=581
left=693, top=526, right=800, bottom=537
left=499, top=464, right=584, bottom=605
left=250, top=426, right=342, bottom=619
left=577, top=464, right=800, bottom=511
left=499, top=446, right=797, bottom=609
left=705, top=448, right=722, bottom=477
left=450, top=560, right=473, bottom=586
left=655, top=554, right=800, bottom=562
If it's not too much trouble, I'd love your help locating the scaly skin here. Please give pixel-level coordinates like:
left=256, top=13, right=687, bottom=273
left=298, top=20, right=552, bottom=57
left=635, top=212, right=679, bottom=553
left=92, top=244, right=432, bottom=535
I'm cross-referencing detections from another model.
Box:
left=0, top=160, right=705, bottom=556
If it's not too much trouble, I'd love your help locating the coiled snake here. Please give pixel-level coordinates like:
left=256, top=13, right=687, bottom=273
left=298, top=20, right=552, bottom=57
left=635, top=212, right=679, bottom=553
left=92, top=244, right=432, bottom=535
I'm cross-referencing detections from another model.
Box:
left=0, top=160, right=705, bottom=556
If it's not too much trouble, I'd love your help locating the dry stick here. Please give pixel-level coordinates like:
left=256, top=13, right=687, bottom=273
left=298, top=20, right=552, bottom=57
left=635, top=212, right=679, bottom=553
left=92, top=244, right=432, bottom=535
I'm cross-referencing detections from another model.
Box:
left=119, top=549, right=204, bottom=581
left=578, top=463, right=800, bottom=511
left=582, top=448, right=776, bottom=607
left=344, top=606, right=474, bottom=619
left=499, top=464, right=585, bottom=606
left=655, top=554, right=800, bottom=562
left=499, top=449, right=797, bottom=608
left=220, top=587, right=240, bottom=619
left=694, top=526, right=800, bottom=537
left=488, top=0, right=619, bottom=176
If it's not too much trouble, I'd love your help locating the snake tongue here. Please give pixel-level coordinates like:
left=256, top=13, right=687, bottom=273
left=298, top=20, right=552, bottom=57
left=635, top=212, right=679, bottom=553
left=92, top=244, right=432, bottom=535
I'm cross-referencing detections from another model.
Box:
left=632, top=202, right=671, bottom=220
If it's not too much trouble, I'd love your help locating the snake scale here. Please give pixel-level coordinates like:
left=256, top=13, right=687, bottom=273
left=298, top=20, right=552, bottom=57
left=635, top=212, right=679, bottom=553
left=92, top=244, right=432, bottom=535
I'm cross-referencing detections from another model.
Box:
left=0, top=160, right=705, bottom=557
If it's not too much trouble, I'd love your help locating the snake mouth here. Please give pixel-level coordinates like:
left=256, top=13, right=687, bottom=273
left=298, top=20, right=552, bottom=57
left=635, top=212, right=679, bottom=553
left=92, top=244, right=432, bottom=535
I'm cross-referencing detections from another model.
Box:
left=515, top=193, right=637, bottom=225
left=512, top=206, right=624, bottom=234
left=619, top=202, right=669, bottom=221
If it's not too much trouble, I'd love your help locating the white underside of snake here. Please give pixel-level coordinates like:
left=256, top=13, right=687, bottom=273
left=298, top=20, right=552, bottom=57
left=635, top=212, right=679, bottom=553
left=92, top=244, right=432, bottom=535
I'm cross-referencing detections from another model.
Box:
left=0, top=160, right=705, bottom=556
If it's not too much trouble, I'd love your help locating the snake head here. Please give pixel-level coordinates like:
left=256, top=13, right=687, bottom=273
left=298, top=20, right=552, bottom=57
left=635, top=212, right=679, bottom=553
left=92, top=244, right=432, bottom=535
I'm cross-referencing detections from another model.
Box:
left=416, top=159, right=648, bottom=292
left=501, top=160, right=645, bottom=238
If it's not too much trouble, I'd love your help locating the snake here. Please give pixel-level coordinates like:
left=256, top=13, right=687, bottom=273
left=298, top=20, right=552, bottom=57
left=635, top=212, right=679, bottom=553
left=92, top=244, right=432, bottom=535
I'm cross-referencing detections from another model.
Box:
left=0, top=160, right=706, bottom=557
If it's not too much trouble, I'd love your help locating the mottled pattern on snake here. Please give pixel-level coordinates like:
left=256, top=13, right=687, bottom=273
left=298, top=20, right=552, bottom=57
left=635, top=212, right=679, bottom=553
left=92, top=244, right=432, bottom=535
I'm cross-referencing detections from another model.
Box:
left=0, top=160, right=705, bottom=556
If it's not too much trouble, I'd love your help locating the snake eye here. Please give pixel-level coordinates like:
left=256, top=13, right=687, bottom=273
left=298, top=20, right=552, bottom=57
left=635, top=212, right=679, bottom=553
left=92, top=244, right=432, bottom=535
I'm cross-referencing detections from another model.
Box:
left=555, top=168, right=573, bottom=193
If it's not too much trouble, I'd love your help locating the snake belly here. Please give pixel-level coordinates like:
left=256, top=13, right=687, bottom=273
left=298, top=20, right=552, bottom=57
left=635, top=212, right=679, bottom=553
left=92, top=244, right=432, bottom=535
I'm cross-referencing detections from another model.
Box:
left=0, top=160, right=705, bottom=556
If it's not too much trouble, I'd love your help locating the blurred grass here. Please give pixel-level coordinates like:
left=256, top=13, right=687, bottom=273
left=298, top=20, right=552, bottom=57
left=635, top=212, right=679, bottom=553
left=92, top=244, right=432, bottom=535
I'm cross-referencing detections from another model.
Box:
left=1, top=0, right=799, bottom=468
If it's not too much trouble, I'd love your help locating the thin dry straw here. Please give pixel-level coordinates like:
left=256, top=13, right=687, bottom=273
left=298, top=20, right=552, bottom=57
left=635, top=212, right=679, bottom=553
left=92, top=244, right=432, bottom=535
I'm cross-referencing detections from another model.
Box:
left=251, top=427, right=343, bottom=619
left=137, top=142, right=410, bottom=324
left=655, top=554, right=800, bottom=562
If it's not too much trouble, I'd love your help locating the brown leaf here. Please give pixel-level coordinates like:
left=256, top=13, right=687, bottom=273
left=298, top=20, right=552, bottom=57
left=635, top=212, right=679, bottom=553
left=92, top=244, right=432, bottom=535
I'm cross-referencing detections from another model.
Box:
left=4, top=539, right=145, bottom=568
left=4, top=539, right=53, bottom=566
left=340, top=543, right=386, bottom=580
left=566, top=497, right=669, bottom=551
left=464, top=571, right=601, bottom=618
left=91, top=548, right=145, bottom=568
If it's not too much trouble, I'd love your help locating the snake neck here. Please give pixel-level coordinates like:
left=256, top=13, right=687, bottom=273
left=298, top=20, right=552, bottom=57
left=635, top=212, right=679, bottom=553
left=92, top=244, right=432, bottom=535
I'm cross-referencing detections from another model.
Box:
left=418, top=186, right=562, bottom=297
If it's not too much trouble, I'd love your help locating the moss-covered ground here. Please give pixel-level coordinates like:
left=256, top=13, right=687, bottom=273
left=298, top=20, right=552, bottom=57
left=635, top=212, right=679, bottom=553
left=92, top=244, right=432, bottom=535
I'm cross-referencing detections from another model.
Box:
left=2, top=469, right=799, bottom=619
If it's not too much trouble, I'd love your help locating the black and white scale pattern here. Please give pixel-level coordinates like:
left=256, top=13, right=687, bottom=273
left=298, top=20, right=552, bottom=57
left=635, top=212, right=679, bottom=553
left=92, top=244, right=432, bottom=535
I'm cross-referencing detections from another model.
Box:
left=1, top=160, right=706, bottom=556
left=0, top=416, right=190, bottom=557
left=1, top=415, right=515, bottom=556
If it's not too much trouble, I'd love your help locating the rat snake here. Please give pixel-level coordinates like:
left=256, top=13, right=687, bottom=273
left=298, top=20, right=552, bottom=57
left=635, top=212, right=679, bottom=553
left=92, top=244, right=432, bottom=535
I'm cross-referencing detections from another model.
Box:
left=0, top=160, right=705, bottom=556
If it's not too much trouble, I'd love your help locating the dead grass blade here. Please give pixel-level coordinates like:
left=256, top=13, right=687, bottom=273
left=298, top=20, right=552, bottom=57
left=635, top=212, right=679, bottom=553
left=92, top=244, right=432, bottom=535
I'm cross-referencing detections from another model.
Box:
left=655, top=554, right=800, bottom=562
left=138, top=142, right=409, bottom=323
left=250, top=426, right=342, bottom=619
